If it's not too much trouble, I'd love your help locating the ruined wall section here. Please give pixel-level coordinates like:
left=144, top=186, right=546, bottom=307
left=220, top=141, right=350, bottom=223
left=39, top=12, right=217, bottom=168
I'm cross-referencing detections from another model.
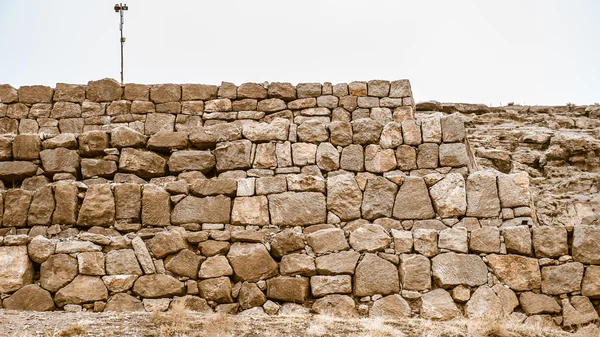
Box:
left=0, top=80, right=596, bottom=331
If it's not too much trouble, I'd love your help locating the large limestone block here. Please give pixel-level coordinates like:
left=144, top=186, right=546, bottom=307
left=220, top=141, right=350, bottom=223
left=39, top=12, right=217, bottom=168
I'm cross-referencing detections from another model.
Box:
left=519, top=292, right=560, bottom=315
left=465, top=286, right=504, bottom=320
left=316, top=142, right=340, bottom=171
left=114, top=183, right=141, bottom=221
left=0, top=84, right=18, bottom=103
left=147, top=132, right=188, bottom=152
left=110, top=126, right=146, bottom=148
left=79, top=130, right=109, bottom=157
left=40, top=253, right=78, bottom=292
left=399, top=254, right=431, bottom=291
left=238, top=282, right=267, bottom=310
left=541, top=262, right=584, bottom=295
left=291, top=142, right=317, bottom=166
left=582, top=266, right=600, bottom=297
left=27, top=236, right=55, bottom=264
left=77, top=184, right=115, bottom=227
left=270, top=229, right=305, bottom=258
left=266, top=276, right=309, bottom=303
left=502, top=226, right=532, bottom=256
left=268, top=192, right=326, bottom=226
left=466, top=170, right=500, bottom=217
left=340, top=144, right=364, bottom=171
left=40, top=148, right=80, bottom=175
left=52, top=183, right=79, bottom=224
left=54, top=83, right=86, bottom=102
left=312, top=294, right=358, bottom=317
left=198, top=277, right=233, bottom=303
left=438, top=227, right=468, bottom=253
left=431, top=253, right=488, bottom=288
left=0, top=162, right=38, bottom=181
left=18, top=85, right=53, bottom=103
left=532, top=226, right=568, bottom=258
left=150, top=84, right=181, bottom=103
left=227, top=243, right=278, bottom=282
left=429, top=173, right=466, bottom=218
left=3, top=284, right=55, bottom=311
left=81, top=159, right=117, bottom=179
left=310, top=275, right=352, bottom=297
left=379, top=122, right=403, bottom=148
left=572, top=226, right=600, bottom=264
left=497, top=172, right=531, bottom=208
left=469, top=227, right=501, bottom=254
left=0, top=246, right=34, bottom=293
left=238, top=82, right=267, bottom=99
left=131, top=236, right=156, bottom=274
left=189, top=124, right=242, bottom=148
left=168, top=150, right=215, bottom=174
left=77, top=251, right=105, bottom=276
left=315, top=251, right=360, bottom=275
left=364, top=145, right=397, bottom=173
left=146, top=230, right=187, bottom=259
left=105, top=293, right=145, bottom=312
left=280, top=254, right=315, bottom=276
left=306, top=228, right=349, bottom=255
left=562, top=296, right=599, bottom=327
left=349, top=224, right=390, bottom=252
left=361, top=176, right=398, bottom=220
left=2, top=189, right=32, bottom=227
left=327, top=174, right=362, bottom=221
left=242, top=118, right=290, bottom=142
left=87, top=78, right=122, bottom=102
left=102, top=275, right=138, bottom=293
left=352, top=118, right=383, bottom=144
left=141, top=185, right=171, bottom=227
left=198, top=255, right=233, bottom=279
left=231, top=196, right=270, bottom=226
left=392, top=177, right=435, bottom=220
left=132, top=274, right=186, bottom=298
left=370, top=294, right=411, bottom=318
left=213, top=140, right=252, bottom=172
left=487, top=254, right=541, bottom=291
left=13, top=134, right=41, bottom=160
left=440, top=114, right=465, bottom=143
left=268, top=82, right=296, bottom=100
left=438, top=143, right=469, bottom=167
left=119, top=148, right=166, bottom=179
left=106, top=249, right=143, bottom=276
left=191, top=179, right=236, bottom=197
left=354, top=253, right=399, bottom=297
left=420, top=289, right=461, bottom=321
left=165, top=249, right=202, bottom=279
left=55, top=275, right=108, bottom=307
left=171, top=195, right=231, bottom=225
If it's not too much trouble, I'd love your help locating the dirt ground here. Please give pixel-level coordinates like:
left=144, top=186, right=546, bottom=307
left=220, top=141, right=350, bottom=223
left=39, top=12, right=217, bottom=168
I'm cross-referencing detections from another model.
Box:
left=0, top=310, right=596, bottom=337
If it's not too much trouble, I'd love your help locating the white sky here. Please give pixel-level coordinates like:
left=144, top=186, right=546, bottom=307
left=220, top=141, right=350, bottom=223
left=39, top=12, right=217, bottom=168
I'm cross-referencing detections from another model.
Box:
left=1, top=0, right=599, bottom=105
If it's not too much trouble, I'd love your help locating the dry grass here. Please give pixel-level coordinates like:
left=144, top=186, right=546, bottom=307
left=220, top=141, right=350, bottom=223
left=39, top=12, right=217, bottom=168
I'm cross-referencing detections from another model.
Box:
left=56, top=323, right=85, bottom=337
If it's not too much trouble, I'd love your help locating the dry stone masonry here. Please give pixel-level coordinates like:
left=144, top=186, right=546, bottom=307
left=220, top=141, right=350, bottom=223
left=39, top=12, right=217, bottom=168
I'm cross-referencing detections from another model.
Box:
left=0, top=79, right=596, bottom=331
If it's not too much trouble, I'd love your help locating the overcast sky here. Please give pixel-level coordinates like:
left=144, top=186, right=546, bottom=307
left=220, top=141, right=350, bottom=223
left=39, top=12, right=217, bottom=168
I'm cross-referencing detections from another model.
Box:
left=1, top=0, right=599, bottom=105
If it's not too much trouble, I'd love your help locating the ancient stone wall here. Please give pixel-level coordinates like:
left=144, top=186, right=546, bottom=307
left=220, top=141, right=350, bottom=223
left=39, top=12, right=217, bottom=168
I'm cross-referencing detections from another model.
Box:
left=0, top=79, right=597, bottom=331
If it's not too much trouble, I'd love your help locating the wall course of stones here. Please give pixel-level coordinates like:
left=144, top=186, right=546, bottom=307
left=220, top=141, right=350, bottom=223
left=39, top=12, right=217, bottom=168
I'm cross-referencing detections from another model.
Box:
left=0, top=79, right=595, bottom=330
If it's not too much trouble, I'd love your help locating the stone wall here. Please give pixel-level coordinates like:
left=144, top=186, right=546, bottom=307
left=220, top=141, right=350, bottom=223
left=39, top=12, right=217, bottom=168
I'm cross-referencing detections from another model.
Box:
left=0, top=79, right=597, bottom=331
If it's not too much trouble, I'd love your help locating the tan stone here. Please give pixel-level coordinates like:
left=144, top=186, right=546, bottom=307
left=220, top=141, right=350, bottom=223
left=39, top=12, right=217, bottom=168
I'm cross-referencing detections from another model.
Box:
left=146, top=230, right=187, bottom=259
left=27, top=185, right=54, bottom=226
left=466, top=170, right=501, bottom=217
left=541, top=262, right=583, bottom=295
left=502, top=226, right=532, bottom=256
left=238, top=282, right=267, bottom=310
left=315, top=251, right=360, bottom=275
left=198, top=255, right=233, bottom=279
left=573, top=226, right=600, bottom=264
left=52, top=183, right=79, bottom=225
left=114, top=183, right=141, bottom=221
left=40, top=253, right=78, bottom=292
left=3, top=284, right=55, bottom=311
left=268, top=192, right=326, bottom=226
left=87, top=78, right=122, bottom=102
left=519, top=292, right=561, bottom=314
left=310, top=275, right=352, bottom=297
left=312, top=294, right=358, bottom=317
left=111, top=126, right=146, bottom=148
left=439, top=143, right=469, bottom=167
left=532, top=226, right=568, bottom=258
left=582, top=265, right=600, bottom=297
left=55, top=275, right=108, bottom=307
left=270, top=230, right=305, bottom=258
left=119, top=148, right=166, bottom=179
left=266, top=276, right=309, bottom=303
left=0, top=246, right=34, bottom=293
left=562, top=296, right=599, bottom=327
left=465, top=286, right=504, bottom=320
left=470, top=227, right=501, bottom=253
left=171, top=195, right=231, bottom=225
left=133, top=274, right=186, bottom=298
left=198, top=277, right=233, bottom=303
left=497, top=172, right=531, bottom=208
left=106, top=249, right=143, bottom=275
left=242, top=118, right=290, bottom=142
left=78, top=252, right=105, bottom=276
left=487, top=254, right=541, bottom=291
left=168, top=150, right=215, bottom=174
left=2, top=189, right=32, bottom=227
left=27, top=235, right=55, bottom=264
left=431, top=253, right=488, bottom=288
left=399, top=254, right=431, bottom=291
left=77, top=184, right=115, bottom=227
left=131, top=236, right=156, bottom=274
left=361, top=177, right=398, bottom=220
left=349, top=224, right=390, bottom=252
left=352, top=118, right=383, bottom=144
left=231, top=196, right=270, bottom=226
left=227, top=243, right=278, bottom=282
left=393, top=177, right=435, bottom=220
left=280, top=254, right=316, bottom=277
left=421, top=289, right=461, bottom=321
left=102, top=275, right=138, bottom=293
left=354, top=253, right=399, bottom=297
left=307, top=228, right=349, bottom=255
left=429, top=173, right=466, bottom=218
left=213, top=140, right=252, bottom=172
left=105, top=293, right=145, bottom=312
left=165, top=249, right=202, bottom=279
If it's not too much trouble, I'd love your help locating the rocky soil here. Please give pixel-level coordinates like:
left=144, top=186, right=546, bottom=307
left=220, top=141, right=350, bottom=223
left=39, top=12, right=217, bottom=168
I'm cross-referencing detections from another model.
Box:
left=416, top=102, right=600, bottom=228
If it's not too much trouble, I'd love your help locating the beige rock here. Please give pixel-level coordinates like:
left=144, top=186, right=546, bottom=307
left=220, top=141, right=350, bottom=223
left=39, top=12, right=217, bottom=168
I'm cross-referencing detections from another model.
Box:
left=168, top=150, right=215, bottom=174
left=27, top=235, right=55, bottom=264
left=519, top=292, right=561, bottom=314
left=370, top=294, right=411, bottom=318
left=231, top=196, right=269, bottom=226
left=111, top=126, right=146, bottom=148
left=105, top=293, right=145, bottom=312
left=395, top=145, right=417, bottom=170
left=440, top=114, right=465, bottom=143
left=439, top=143, right=469, bottom=167
left=361, top=177, right=398, bottom=220
left=392, top=229, right=413, bottom=254
left=279, top=254, right=316, bottom=276
left=198, top=277, right=233, bottom=303
left=165, top=249, right=201, bottom=279
left=502, top=226, right=532, bottom=256
left=429, top=173, right=466, bottom=218
left=238, top=282, right=267, bottom=309
left=582, top=265, right=600, bottom=297
left=306, top=228, right=349, bottom=255
left=87, top=78, right=122, bottom=102
left=114, top=183, right=141, bottom=221
left=532, top=226, right=568, bottom=258
left=253, top=142, right=277, bottom=168
left=119, top=148, right=166, bottom=179
left=213, top=140, right=252, bottom=172
left=571, top=226, right=600, bottom=264
left=12, top=134, right=41, bottom=160
left=541, top=262, right=583, bottom=295
left=270, top=230, right=305, bottom=258
left=106, top=249, right=143, bottom=276
left=3, top=284, right=55, bottom=311
left=0, top=161, right=38, bottom=181
left=18, top=85, right=53, bottom=103
left=181, top=84, right=217, bottom=100
left=339, top=144, right=364, bottom=172
left=52, top=183, right=79, bottom=225
left=470, top=227, right=501, bottom=253
left=420, top=289, right=461, bottom=321
left=417, top=143, right=439, bottom=169
left=352, top=118, right=383, bottom=144
left=268, top=192, right=326, bottom=226
left=400, top=254, right=431, bottom=291
left=413, top=228, right=438, bottom=257
left=465, top=286, right=504, bottom=320
left=198, top=255, right=233, bottom=279
left=2, top=189, right=32, bottom=227
left=491, top=284, right=518, bottom=315
left=0, top=84, right=18, bottom=103
left=146, top=230, right=187, bottom=259
left=349, top=224, right=390, bottom=252
left=238, top=83, right=267, bottom=99
left=77, top=184, right=115, bottom=227
left=150, top=84, right=180, bottom=103
left=379, top=122, right=403, bottom=148
left=354, top=253, right=399, bottom=297
left=133, top=274, right=186, bottom=298
left=497, top=172, right=531, bottom=208
left=40, top=253, right=77, bottom=292
left=242, top=118, right=290, bottom=142
left=191, top=179, right=237, bottom=197
left=562, top=296, right=599, bottom=327
left=487, top=254, right=541, bottom=291
left=26, top=185, right=54, bottom=226
left=81, top=159, right=117, bottom=179
left=393, top=177, right=435, bottom=219
left=198, top=240, right=230, bottom=257
left=315, top=142, right=339, bottom=171
left=438, top=227, right=468, bottom=253
left=466, top=170, right=501, bottom=217
left=401, top=119, right=421, bottom=145
left=364, top=145, right=397, bottom=173
left=77, top=252, right=105, bottom=276
left=268, top=82, right=296, bottom=101
left=310, top=275, right=352, bottom=297
left=312, top=294, right=358, bottom=317
left=131, top=236, right=156, bottom=274
left=55, top=275, right=108, bottom=307
left=315, top=251, right=360, bottom=275
left=0, top=246, right=34, bottom=293
left=171, top=195, right=230, bottom=225
left=227, top=243, right=278, bottom=282
left=431, top=253, right=488, bottom=288
left=79, top=131, right=109, bottom=156
left=327, top=174, right=362, bottom=221
left=102, top=275, right=138, bottom=293
left=266, top=276, right=309, bottom=303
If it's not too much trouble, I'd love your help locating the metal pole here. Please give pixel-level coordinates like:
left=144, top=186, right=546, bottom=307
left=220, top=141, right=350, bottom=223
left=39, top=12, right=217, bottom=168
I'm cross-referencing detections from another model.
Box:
left=120, top=7, right=124, bottom=85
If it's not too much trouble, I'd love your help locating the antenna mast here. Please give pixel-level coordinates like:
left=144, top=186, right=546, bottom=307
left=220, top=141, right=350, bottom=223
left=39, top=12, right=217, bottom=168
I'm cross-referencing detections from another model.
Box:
left=114, top=3, right=129, bottom=85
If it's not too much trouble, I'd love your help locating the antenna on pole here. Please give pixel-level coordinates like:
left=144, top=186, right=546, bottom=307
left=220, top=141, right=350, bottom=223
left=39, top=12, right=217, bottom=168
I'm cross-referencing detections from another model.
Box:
left=114, top=3, right=129, bottom=86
